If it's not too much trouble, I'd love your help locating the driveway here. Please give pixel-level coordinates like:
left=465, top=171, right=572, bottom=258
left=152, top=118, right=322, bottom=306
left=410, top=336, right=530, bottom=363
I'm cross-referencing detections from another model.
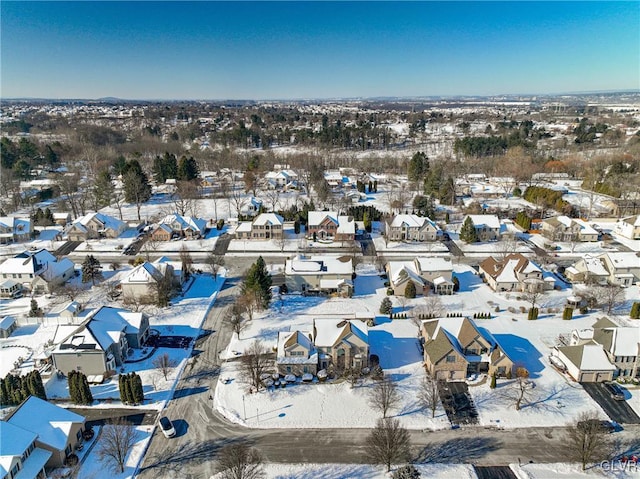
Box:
left=581, top=382, right=640, bottom=424
left=438, top=380, right=479, bottom=426
left=474, top=466, right=517, bottom=479
left=68, top=407, right=158, bottom=427
left=213, top=233, right=232, bottom=256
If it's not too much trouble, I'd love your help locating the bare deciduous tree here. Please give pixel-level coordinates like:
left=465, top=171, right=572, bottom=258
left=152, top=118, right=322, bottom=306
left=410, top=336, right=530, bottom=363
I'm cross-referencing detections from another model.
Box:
left=417, top=375, right=440, bottom=418
left=510, top=366, right=532, bottom=411
left=365, top=418, right=411, bottom=472
left=369, top=378, right=400, bottom=418
left=96, top=418, right=138, bottom=473
left=566, top=411, right=614, bottom=470
left=152, top=352, right=178, bottom=381
left=239, top=340, right=272, bottom=392
left=522, top=288, right=544, bottom=311
left=585, top=283, right=625, bottom=315
left=228, top=303, right=247, bottom=339
left=205, top=251, right=225, bottom=279
left=215, top=442, right=265, bottom=479
left=179, top=245, right=194, bottom=280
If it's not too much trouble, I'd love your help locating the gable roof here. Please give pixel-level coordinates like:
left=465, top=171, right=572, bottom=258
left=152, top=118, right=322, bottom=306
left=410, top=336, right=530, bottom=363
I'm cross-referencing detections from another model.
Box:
left=285, top=255, right=353, bottom=276
left=7, top=396, right=84, bottom=450
left=466, top=214, right=501, bottom=230
left=388, top=214, right=437, bottom=229
left=253, top=213, right=284, bottom=226
left=121, top=262, right=165, bottom=284
left=276, top=330, right=317, bottom=364
left=313, top=319, right=368, bottom=349
left=479, top=253, right=540, bottom=283
left=159, top=214, right=206, bottom=234
left=388, top=261, right=425, bottom=287
left=556, top=343, right=616, bottom=372
left=73, top=212, right=126, bottom=233
left=308, top=211, right=339, bottom=227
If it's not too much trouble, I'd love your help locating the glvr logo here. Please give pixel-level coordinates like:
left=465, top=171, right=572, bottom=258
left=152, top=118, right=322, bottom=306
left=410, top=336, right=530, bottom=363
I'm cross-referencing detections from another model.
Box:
left=600, top=459, right=638, bottom=472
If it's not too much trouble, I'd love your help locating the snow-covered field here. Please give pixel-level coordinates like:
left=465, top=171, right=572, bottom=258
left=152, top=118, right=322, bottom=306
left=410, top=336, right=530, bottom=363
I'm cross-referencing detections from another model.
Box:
left=214, top=263, right=633, bottom=430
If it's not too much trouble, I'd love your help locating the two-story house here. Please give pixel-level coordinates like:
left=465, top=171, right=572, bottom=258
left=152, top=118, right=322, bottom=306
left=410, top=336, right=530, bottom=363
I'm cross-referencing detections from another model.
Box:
left=386, top=256, right=454, bottom=296
left=479, top=253, right=552, bottom=292
left=615, top=215, right=640, bottom=240
left=275, top=330, right=318, bottom=376
left=235, top=213, right=285, bottom=240
left=52, top=306, right=150, bottom=375
left=151, top=213, right=206, bottom=240
left=313, top=319, right=369, bottom=372
left=0, top=249, right=75, bottom=294
left=4, top=397, right=86, bottom=469
left=385, top=214, right=440, bottom=242
left=284, top=254, right=353, bottom=297
left=541, top=216, right=598, bottom=242
left=420, top=316, right=514, bottom=380
left=1, top=421, right=51, bottom=479
left=598, top=252, right=640, bottom=287
left=120, top=260, right=177, bottom=302
left=564, top=254, right=610, bottom=285
left=463, top=215, right=502, bottom=241
left=307, top=211, right=356, bottom=242
left=66, top=212, right=127, bottom=241
left=0, top=216, right=33, bottom=244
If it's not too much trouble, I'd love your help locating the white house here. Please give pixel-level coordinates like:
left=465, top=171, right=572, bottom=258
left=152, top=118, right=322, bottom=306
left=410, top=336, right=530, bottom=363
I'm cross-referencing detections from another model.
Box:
left=120, top=261, right=175, bottom=302
left=552, top=343, right=616, bottom=382
left=385, top=214, right=440, bottom=242
left=0, top=249, right=75, bottom=293
left=0, top=421, right=51, bottom=479
left=66, top=212, right=127, bottom=241
left=0, top=216, right=32, bottom=244
left=463, top=215, right=503, bottom=241
left=615, top=215, right=640, bottom=240
left=284, top=255, right=353, bottom=297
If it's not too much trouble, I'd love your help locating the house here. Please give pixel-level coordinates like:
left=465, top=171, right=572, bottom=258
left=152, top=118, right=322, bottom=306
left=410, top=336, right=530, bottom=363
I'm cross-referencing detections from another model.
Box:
left=479, top=253, right=552, bottom=292
left=570, top=317, right=639, bottom=379
left=0, top=279, right=23, bottom=299
left=541, top=216, right=599, bottom=242
left=242, top=197, right=263, bottom=217
left=52, top=306, right=150, bottom=375
left=155, top=214, right=206, bottom=239
left=276, top=330, right=318, bottom=376
left=420, top=316, right=514, bottom=380
left=150, top=223, right=174, bottom=242
left=264, top=169, right=298, bottom=190
left=564, top=254, right=610, bottom=284
left=386, top=256, right=454, bottom=296
left=463, top=215, right=502, bottom=241
left=385, top=214, right=440, bottom=242
left=51, top=301, right=83, bottom=322
left=0, top=316, right=18, bottom=338
left=0, top=216, right=33, bottom=244
left=235, top=213, right=285, bottom=240
left=615, top=215, right=640, bottom=240
left=53, top=212, right=72, bottom=227
left=307, top=211, right=356, bottom=242
left=598, top=252, right=640, bottom=287
left=0, top=249, right=75, bottom=293
left=0, top=421, right=50, bottom=479
left=4, top=396, right=86, bottom=469
left=284, top=255, right=353, bottom=297
left=120, top=261, right=176, bottom=302
left=551, top=343, right=616, bottom=382
left=66, top=212, right=127, bottom=241
left=313, top=319, right=369, bottom=371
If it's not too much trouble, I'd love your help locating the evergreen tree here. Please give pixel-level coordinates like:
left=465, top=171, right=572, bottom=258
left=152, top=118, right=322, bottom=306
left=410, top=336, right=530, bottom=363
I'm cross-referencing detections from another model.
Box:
left=79, top=373, right=93, bottom=405
left=152, top=152, right=178, bottom=183
left=630, top=302, right=640, bottom=319
left=404, top=281, right=416, bottom=299
left=380, top=297, right=392, bottom=315
left=132, top=373, right=144, bottom=404
left=93, top=168, right=115, bottom=209
left=177, top=156, right=199, bottom=181
left=242, top=256, right=272, bottom=309
left=459, top=216, right=479, bottom=243
left=407, top=151, right=429, bottom=183
left=490, top=373, right=497, bottom=389
left=119, top=375, right=126, bottom=403
left=82, top=255, right=103, bottom=285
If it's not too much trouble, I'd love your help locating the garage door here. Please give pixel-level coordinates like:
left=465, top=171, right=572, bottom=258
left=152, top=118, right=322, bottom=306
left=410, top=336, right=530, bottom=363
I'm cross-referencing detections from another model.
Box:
left=436, top=370, right=448, bottom=380
left=595, top=372, right=610, bottom=382
left=581, top=372, right=596, bottom=382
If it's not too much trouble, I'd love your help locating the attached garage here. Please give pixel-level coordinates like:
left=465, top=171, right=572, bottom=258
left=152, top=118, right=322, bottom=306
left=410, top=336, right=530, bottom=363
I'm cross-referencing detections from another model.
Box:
left=554, top=343, right=616, bottom=383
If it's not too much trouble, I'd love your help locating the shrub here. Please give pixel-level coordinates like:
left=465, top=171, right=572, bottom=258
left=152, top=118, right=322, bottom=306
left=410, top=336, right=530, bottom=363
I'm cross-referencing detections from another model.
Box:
left=404, top=281, right=416, bottom=299
left=494, top=306, right=500, bottom=313
left=519, top=306, right=526, bottom=313
left=216, top=219, right=225, bottom=230
left=630, top=302, right=640, bottom=319
left=380, top=297, right=393, bottom=315
left=490, top=373, right=497, bottom=389
left=527, top=307, right=539, bottom=321
left=387, top=288, right=394, bottom=296
left=579, top=306, right=588, bottom=314
left=563, top=307, right=573, bottom=320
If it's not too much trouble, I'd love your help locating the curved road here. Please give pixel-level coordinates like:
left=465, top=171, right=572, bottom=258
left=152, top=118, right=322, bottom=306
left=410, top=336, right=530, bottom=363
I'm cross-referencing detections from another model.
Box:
left=136, top=270, right=640, bottom=479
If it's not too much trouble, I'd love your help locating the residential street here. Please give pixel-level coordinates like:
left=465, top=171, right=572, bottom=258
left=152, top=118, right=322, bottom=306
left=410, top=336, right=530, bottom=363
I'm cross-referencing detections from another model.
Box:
left=136, top=267, right=640, bottom=478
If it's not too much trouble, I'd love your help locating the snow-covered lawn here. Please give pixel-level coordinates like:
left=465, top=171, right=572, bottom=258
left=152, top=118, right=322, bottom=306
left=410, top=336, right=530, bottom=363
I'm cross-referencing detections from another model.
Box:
left=372, top=234, right=450, bottom=255
left=75, top=425, right=154, bottom=479
left=511, top=462, right=639, bottom=479
left=216, top=263, right=627, bottom=430
left=45, top=272, right=226, bottom=410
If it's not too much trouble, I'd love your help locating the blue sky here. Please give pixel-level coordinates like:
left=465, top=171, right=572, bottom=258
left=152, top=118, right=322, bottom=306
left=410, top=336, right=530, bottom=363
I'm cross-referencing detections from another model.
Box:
left=1, top=1, right=638, bottom=99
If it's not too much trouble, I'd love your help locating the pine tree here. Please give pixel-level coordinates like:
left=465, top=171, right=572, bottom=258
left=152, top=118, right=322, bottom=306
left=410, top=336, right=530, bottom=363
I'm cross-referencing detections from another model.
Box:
left=630, top=302, right=640, bottom=319
left=242, top=256, right=272, bottom=309
left=119, top=375, right=126, bottom=403
left=380, top=297, right=392, bottom=315
left=459, top=216, right=479, bottom=243
left=132, top=373, right=144, bottom=404
left=404, top=281, right=416, bottom=299
left=490, top=373, right=497, bottom=389
left=563, top=307, right=573, bottom=320
left=82, top=255, right=103, bottom=285
left=177, top=156, right=199, bottom=181
left=81, top=373, right=93, bottom=405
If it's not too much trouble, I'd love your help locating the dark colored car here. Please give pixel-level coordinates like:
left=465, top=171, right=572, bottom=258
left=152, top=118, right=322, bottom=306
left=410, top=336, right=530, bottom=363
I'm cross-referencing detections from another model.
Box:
left=577, top=419, right=616, bottom=434
left=604, top=381, right=626, bottom=401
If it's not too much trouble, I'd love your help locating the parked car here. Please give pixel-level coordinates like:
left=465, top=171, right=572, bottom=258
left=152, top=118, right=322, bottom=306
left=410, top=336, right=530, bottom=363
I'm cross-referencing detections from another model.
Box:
left=577, top=419, right=616, bottom=434
left=159, top=416, right=176, bottom=438
left=604, top=381, right=626, bottom=401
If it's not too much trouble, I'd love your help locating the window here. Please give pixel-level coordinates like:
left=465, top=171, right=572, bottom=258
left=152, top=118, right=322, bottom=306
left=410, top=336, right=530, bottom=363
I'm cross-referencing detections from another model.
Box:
left=77, top=429, right=83, bottom=441
left=446, top=355, right=456, bottom=363
left=65, top=444, right=72, bottom=456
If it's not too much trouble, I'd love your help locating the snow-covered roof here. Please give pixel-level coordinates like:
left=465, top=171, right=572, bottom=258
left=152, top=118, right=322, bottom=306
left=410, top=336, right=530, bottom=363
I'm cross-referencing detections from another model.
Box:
left=7, top=396, right=84, bottom=451
left=620, top=215, right=640, bottom=226
left=602, top=252, right=640, bottom=270
left=253, top=213, right=284, bottom=226
left=414, top=256, right=452, bottom=273
left=387, top=261, right=425, bottom=287
left=0, top=316, right=16, bottom=330
left=276, top=331, right=317, bottom=364
left=159, top=214, right=206, bottom=234
left=319, top=279, right=349, bottom=289
left=609, top=328, right=640, bottom=356
left=0, top=421, right=37, bottom=472
left=556, top=343, right=616, bottom=372
left=285, top=255, right=353, bottom=276
left=466, top=214, right=501, bottom=230
left=73, top=212, right=126, bottom=233
left=388, top=214, right=436, bottom=229
left=337, top=216, right=355, bottom=235
left=0, top=249, right=72, bottom=279
left=40, top=257, right=74, bottom=282
left=235, top=222, right=252, bottom=233
left=50, top=301, right=82, bottom=316
left=121, top=262, right=164, bottom=284
left=574, top=255, right=609, bottom=277
left=313, top=319, right=368, bottom=349
left=308, top=211, right=338, bottom=227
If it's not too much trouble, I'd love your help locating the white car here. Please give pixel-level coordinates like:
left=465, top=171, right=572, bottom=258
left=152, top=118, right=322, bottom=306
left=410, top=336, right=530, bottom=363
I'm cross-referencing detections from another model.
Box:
left=159, top=416, right=176, bottom=438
